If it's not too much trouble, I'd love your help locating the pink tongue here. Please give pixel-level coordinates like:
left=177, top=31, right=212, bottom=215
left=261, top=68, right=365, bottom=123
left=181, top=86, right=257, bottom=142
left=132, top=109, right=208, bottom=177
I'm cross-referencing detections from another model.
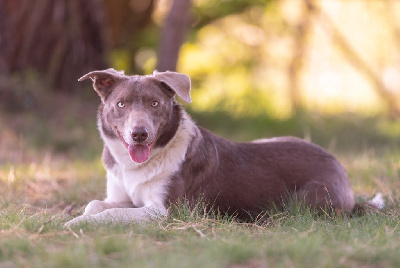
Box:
left=128, top=144, right=150, bottom=163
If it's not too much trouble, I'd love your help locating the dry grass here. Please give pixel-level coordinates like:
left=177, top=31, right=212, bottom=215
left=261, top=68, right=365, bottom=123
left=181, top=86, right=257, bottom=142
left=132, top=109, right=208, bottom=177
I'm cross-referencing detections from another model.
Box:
left=1, top=92, right=400, bottom=267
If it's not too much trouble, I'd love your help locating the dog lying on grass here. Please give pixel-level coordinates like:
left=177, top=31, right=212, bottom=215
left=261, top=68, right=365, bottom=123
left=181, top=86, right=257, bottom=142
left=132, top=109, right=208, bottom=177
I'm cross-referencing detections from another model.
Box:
left=65, top=69, right=384, bottom=226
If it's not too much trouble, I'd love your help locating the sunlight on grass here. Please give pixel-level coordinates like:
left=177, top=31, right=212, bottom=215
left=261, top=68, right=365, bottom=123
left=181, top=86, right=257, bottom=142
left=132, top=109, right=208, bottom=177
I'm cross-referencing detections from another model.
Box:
left=0, top=157, right=105, bottom=210
left=1, top=193, right=399, bottom=267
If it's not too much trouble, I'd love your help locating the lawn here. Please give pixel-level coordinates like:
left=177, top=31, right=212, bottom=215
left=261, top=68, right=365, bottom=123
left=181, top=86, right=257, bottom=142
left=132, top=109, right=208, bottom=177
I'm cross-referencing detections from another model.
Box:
left=1, top=93, right=400, bottom=267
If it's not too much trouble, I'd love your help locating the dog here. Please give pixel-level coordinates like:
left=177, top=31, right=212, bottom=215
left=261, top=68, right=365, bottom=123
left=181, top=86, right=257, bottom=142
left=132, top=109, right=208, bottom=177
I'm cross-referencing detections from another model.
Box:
left=65, top=69, right=384, bottom=226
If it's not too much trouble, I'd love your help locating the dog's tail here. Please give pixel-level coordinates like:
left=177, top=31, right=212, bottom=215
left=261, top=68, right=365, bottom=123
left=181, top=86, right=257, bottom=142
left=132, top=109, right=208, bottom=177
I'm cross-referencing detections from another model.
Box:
left=352, top=193, right=385, bottom=215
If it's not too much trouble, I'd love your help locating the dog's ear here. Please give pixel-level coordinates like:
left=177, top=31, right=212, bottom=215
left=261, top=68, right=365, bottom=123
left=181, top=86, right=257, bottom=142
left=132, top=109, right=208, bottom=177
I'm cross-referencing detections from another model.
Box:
left=152, top=71, right=192, bottom=103
left=78, top=68, right=126, bottom=102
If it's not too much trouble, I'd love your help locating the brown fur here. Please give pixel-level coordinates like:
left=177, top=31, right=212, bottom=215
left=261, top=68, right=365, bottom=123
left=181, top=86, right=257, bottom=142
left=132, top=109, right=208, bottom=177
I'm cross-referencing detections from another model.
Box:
left=167, top=128, right=355, bottom=218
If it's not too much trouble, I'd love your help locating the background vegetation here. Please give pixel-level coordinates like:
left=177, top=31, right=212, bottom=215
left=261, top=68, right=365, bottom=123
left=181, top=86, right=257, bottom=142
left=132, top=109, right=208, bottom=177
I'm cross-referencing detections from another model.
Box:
left=1, top=0, right=400, bottom=267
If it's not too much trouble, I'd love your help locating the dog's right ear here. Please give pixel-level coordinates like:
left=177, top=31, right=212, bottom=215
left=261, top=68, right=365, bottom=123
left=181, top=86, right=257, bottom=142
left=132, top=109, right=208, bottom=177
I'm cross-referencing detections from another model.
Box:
left=78, top=68, right=126, bottom=102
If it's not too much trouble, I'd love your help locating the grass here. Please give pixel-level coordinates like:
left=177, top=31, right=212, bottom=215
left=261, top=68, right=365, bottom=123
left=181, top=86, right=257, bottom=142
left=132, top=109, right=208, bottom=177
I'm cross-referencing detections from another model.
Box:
left=1, top=91, right=400, bottom=267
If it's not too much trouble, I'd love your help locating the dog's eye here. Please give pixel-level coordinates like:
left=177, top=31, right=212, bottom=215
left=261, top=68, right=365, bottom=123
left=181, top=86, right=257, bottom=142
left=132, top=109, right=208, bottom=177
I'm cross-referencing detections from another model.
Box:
left=117, top=101, right=125, bottom=108
left=151, top=101, right=159, bottom=107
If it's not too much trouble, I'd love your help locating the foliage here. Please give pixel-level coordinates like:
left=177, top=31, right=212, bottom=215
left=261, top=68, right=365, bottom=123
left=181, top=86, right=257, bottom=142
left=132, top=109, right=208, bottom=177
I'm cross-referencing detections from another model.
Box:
left=175, top=0, right=400, bottom=116
left=192, top=0, right=269, bottom=29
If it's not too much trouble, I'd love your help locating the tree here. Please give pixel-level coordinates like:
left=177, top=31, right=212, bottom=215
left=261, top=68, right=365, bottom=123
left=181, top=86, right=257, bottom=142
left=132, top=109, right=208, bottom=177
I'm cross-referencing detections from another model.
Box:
left=288, top=0, right=312, bottom=112
left=157, top=0, right=192, bottom=72
left=0, top=0, right=107, bottom=92
left=0, top=0, right=155, bottom=92
left=306, top=0, right=400, bottom=116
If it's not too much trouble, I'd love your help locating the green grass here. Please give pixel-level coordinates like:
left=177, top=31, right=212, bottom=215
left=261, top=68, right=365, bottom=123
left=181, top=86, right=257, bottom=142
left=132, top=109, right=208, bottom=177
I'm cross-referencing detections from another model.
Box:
left=1, top=93, right=400, bottom=267
left=1, top=195, right=400, bottom=267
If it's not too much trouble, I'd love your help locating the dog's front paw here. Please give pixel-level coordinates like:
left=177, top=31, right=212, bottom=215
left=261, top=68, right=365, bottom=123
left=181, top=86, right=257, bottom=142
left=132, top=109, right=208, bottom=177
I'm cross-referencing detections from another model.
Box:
left=84, top=200, right=109, bottom=215
left=64, top=215, right=94, bottom=228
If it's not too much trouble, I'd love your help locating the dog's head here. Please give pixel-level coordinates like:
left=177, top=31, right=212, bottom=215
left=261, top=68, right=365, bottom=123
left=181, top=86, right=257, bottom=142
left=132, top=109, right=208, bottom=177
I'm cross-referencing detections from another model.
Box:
left=79, top=68, right=191, bottom=164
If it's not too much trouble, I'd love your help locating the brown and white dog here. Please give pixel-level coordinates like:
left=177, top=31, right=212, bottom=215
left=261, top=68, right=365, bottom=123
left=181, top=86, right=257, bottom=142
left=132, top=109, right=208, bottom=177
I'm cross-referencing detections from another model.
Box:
left=65, top=69, right=383, bottom=226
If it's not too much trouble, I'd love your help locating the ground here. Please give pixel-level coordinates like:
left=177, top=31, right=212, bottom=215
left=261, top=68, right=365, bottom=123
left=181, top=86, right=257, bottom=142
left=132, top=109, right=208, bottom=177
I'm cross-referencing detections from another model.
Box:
left=1, top=92, right=400, bottom=267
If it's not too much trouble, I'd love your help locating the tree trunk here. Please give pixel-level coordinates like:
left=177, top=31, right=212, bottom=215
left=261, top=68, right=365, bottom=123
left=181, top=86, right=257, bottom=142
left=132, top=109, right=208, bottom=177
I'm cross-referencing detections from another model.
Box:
left=104, top=0, right=154, bottom=48
left=288, top=0, right=312, bottom=112
left=157, top=0, right=192, bottom=72
left=0, top=0, right=107, bottom=92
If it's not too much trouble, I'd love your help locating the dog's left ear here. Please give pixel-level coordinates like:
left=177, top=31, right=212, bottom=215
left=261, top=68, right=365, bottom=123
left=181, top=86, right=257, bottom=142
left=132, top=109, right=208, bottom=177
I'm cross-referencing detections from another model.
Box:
left=152, top=71, right=192, bottom=103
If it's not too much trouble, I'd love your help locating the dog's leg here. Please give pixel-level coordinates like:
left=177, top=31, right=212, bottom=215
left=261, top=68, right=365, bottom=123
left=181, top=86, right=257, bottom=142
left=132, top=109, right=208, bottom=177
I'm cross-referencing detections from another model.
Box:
left=295, top=181, right=354, bottom=214
left=83, top=200, right=134, bottom=215
left=64, top=201, right=133, bottom=227
left=64, top=205, right=166, bottom=227
left=84, top=170, right=134, bottom=216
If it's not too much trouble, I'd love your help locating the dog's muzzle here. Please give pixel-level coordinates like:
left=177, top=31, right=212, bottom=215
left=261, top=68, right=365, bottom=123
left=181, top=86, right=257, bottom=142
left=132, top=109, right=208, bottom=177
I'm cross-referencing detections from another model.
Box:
left=115, top=126, right=156, bottom=164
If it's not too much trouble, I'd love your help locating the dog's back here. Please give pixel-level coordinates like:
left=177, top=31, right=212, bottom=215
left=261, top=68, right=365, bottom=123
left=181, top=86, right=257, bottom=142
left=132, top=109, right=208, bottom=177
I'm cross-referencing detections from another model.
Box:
left=167, top=128, right=355, bottom=217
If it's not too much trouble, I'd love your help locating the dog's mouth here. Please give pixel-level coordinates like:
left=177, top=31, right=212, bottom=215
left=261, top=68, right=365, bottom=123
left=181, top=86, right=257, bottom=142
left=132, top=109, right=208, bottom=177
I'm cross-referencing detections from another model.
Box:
left=115, top=128, right=156, bottom=164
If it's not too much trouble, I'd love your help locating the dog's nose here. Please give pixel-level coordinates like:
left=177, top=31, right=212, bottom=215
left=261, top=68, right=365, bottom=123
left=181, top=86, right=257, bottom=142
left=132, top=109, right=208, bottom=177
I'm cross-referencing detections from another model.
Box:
left=130, top=127, right=149, bottom=143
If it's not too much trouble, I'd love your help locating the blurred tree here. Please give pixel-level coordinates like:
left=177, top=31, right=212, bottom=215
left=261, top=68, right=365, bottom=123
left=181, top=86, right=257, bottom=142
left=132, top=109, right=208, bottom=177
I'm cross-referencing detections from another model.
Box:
left=104, top=0, right=154, bottom=48
left=288, top=0, right=312, bottom=112
left=193, top=0, right=267, bottom=29
left=0, top=0, right=106, bottom=92
left=307, top=0, right=400, bottom=116
left=157, top=0, right=192, bottom=72
left=104, top=0, right=155, bottom=73
left=156, top=0, right=268, bottom=72
left=0, top=0, right=154, bottom=92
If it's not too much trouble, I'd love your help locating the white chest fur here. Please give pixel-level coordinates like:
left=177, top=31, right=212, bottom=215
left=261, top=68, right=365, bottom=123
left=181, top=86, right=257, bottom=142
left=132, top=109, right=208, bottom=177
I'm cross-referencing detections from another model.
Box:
left=102, top=116, right=196, bottom=209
